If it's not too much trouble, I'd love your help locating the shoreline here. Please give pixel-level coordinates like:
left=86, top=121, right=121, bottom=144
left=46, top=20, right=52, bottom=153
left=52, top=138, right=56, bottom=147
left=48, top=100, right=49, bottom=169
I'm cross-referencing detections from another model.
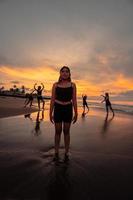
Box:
left=0, top=96, right=133, bottom=119
left=0, top=96, right=39, bottom=119
left=0, top=93, right=51, bottom=99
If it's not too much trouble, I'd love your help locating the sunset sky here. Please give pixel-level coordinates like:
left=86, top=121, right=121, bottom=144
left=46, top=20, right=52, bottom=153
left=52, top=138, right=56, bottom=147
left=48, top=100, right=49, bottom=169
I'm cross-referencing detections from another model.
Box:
left=0, top=0, right=133, bottom=99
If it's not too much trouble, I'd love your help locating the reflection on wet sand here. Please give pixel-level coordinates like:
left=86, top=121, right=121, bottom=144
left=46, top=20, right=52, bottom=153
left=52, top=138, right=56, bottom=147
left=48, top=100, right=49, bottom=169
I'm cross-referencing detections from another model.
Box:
left=101, top=114, right=114, bottom=136
left=82, top=110, right=89, bottom=118
left=24, top=110, right=44, bottom=136
left=81, top=110, right=89, bottom=122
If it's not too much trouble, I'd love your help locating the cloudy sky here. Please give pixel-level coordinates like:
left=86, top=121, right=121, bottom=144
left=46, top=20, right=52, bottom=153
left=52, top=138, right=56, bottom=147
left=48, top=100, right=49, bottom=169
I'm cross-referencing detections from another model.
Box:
left=0, top=0, right=133, bottom=98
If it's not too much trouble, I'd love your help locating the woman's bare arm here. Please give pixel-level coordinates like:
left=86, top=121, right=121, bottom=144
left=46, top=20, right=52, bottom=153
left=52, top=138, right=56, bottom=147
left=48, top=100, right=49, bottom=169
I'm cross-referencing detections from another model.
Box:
left=34, top=83, right=37, bottom=91
left=101, top=95, right=105, bottom=103
left=49, top=83, right=56, bottom=123
left=41, top=83, right=44, bottom=91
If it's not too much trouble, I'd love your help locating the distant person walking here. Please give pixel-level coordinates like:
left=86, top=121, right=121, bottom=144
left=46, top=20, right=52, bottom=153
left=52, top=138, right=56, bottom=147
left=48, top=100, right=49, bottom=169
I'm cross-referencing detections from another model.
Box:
left=34, top=83, right=45, bottom=110
left=101, top=93, right=115, bottom=116
left=50, top=66, right=78, bottom=161
left=82, top=94, right=89, bottom=114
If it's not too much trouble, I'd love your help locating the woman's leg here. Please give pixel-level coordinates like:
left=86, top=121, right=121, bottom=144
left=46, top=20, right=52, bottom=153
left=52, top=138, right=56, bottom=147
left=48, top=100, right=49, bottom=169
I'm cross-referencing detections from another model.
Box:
left=54, top=123, right=62, bottom=154
left=37, top=99, right=40, bottom=110
left=109, top=105, right=115, bottom=116
left=63, top=122, right=71, bottom=155
left=86, top=103, right=89, bottom=112
left=30, top=99, right=33, bottom=107
left=41, top=99, right=45, bottom=109
left=83, top=105, right=85, bottom=113
left=24, top=99, right=30, bottom=107
left=106, top=105, right=109, bottom=115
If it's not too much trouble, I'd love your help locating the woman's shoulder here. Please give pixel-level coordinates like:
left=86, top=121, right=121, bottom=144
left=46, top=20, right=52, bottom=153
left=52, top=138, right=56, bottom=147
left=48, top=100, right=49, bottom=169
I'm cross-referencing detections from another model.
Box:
left=52, top=82, right=58, bottom=88
left=71, top=82, right=76, bottom=88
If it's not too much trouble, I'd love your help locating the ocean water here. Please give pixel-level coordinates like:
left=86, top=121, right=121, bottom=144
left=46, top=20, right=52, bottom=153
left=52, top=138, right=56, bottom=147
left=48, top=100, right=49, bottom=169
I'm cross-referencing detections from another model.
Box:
left=77, top=99, right=133, bottom=115
left=36, top=97, right=133, bottom=115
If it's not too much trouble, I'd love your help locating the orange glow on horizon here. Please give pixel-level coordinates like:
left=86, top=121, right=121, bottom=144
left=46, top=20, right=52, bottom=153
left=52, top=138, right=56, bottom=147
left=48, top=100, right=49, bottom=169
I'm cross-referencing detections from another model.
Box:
left=0, top=65, right=58, bottom=81
left=0, top=66, right=133, bottom=97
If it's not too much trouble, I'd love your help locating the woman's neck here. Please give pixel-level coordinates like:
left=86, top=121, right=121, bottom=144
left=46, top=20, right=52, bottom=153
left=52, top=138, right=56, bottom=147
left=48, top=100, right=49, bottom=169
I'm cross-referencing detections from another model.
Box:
left=57, top=80, right=71, bottom=87
left=60, top=80, right=70, bottom=84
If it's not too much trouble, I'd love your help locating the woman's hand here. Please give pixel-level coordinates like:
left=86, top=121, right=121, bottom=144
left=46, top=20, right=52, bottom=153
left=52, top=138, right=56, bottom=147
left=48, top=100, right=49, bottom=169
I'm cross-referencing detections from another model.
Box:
left=72, top=113, right=78, bottom=124
left=50, top=113, right=54, bottom=124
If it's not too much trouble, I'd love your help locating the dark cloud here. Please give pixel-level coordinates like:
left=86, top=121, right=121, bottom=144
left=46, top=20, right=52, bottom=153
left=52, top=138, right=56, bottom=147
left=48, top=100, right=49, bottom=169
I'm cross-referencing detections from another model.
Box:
left=0, top=55, right=11, bottom=66
left=111, top=90, right=133, bottom=101
left=72, top=58, right=117, bottom=84
left=0, top=53, right=58, bottom=70
left=10, top=81, right=20, bottom=84
left=72, top=46, right=133, bottom=85
left=127, top=0, right=133, bottom=4
left=119, top=90, right=133, bottom=97
left=87, top=45, right=133, bottom=81
left=0, top=0, right=7, bottom=3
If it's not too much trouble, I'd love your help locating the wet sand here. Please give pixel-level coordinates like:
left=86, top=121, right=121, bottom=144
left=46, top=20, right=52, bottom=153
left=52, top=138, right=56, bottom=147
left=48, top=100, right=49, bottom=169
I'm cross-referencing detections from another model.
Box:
left=0, top=105, right=133, bottom=200
left=0, top=96, right=38, bottom=118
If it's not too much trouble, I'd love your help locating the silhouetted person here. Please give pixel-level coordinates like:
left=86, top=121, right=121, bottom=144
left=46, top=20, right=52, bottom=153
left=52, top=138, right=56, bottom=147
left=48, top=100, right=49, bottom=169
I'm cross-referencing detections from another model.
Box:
left=34, top=83, right=45, bottom=110
left=24, top=91, right=34, bottom=108
left=101, top=93, right=115, bottom=116
left=82, top=94, right=89, bottom=115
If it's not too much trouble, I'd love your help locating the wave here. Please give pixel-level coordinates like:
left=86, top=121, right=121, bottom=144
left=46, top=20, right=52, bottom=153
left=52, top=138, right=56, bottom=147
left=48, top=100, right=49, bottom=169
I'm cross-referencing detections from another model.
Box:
left=78, top=100, right=133, bottom=115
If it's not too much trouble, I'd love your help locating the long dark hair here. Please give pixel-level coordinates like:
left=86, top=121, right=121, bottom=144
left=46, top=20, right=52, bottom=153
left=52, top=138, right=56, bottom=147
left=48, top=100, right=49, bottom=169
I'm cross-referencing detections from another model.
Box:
left=58, top=66, right=71, bottom=83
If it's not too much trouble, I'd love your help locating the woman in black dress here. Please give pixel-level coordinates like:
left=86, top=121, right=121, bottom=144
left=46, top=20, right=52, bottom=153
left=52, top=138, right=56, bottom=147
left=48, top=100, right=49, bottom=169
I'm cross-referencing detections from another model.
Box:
left=50, top=66, right=78, bottom=161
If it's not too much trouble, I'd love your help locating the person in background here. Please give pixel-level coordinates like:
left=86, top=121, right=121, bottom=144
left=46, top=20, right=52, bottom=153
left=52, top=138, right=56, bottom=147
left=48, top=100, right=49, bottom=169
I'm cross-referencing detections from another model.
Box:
left=82, top=94, right=89, bottom=115
left=24, top=90, right=34, bottom=108
left=34, top=83, right=45, bottom=110
left=101, top=93, right=115, bottom=116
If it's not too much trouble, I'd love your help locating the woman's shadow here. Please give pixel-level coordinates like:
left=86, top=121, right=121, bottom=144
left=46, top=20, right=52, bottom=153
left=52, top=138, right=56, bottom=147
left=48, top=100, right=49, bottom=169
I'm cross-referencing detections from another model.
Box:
left=46, top=161, right=71, bottom=200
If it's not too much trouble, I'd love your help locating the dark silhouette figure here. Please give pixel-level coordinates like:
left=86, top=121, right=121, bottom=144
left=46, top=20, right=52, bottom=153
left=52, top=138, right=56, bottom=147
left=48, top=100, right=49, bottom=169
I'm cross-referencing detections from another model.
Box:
left=34, top=83, right=45, bottom=110
left=24, top=113, right=32, bottom=120
left=101, top=93, right=115, bottom=116
left=24, top=91, right=34, bottom=108
left=82, top=94, right=89, bottom=115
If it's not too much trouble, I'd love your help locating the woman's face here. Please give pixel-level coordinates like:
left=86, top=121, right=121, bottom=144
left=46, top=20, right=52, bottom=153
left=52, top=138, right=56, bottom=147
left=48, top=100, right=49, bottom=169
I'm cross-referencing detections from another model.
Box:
left=60, top=68, right=70, bottom=80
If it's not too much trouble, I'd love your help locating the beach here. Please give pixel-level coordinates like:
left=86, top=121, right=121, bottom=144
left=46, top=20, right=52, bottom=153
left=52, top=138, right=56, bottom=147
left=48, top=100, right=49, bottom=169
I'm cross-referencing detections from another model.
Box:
left=0, top=96, right=133, bottom=200
left=0, top=96, right=39, bottom=118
